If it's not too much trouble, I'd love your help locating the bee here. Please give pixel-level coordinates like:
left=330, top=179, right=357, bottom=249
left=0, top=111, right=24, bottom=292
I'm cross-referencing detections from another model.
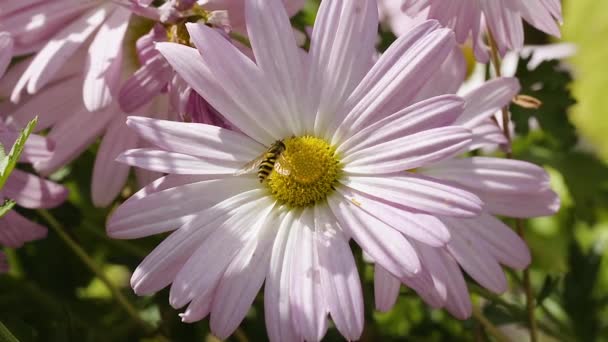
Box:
left=235, top=140, right=292, bottom=182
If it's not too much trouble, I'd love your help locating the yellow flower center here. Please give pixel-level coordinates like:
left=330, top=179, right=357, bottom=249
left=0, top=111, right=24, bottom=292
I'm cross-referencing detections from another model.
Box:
left=267, top=136, right=341, bottom=208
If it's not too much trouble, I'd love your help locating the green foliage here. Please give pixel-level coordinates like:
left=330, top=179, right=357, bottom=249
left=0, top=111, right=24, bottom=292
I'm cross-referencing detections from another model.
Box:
left=0, top=118, right=37, bottom=191
left=0, top=321, right=19, bottom=342
left=0, top=200, right=15, bottom=219
left=511, top=58, right=578, bottom=150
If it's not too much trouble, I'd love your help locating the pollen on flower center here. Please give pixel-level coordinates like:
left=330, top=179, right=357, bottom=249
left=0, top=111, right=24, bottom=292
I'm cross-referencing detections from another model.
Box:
left=267, top=136, right=341, bottom=208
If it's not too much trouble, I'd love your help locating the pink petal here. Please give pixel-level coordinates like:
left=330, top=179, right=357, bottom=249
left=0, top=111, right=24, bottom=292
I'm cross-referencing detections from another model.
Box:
left=0, top=211, right=47, bottom=248
left=422, top=157, right=551, bottom=195
left=458, top=77, right=520, bottom=127
left=92, top=118, right=139, bottom=207
left=129, top=190, right=266, bottom=296
left=342, top=174, right=483, bottom=218
left=342, top=126, right=471, bottom=174
left=327, top=192, right=421, bottom=279
left=479, top=188, right=561, bottom=218
left=288, top=208, right=328, bottom=341
left=437, top=249, right=472, bottom=319
left=0, top=130, right=53, bottom=163
left=34, top=106, right=114, bottom=175
left=308, top=0, right=378, bottom=135
left=156, top=41, right=275, bottom=144
left=336, top=185, right=451, bottom=247
left=331, top=21, right=456, bottom=143
left=265, top=211, right=301, bottom=342
left=83, top=6, right=130, bottom=111
left=446, top=223, right=508, bottom=294
left=107, top=177, right=259, bottom=239
left=19, top=5, right=109, bottom=94
left=447, top=213, right=531, bottom=270
left=314, top=205, right=363, bottom=340
left=6, top=76, right=83, bottom=131
left=126, top=116, right=263, bottom=161
left=116, top=148, right=242, bottom=175
left=0, top=32, right=13, bottom=78
left=169, top=195, right=274, bottom=309
left=209, top=214, right=277, bottom=338
left=337, top=95, right=464, bottom=155
left=187, top=23, right=290, bottom=142
left=246, top=0, right=308, bottom=135
left=118, top=55, right=173, bottom=113
left=2, top=169, right=68, bottom=209
left=374, top=264, right=400, bottom=312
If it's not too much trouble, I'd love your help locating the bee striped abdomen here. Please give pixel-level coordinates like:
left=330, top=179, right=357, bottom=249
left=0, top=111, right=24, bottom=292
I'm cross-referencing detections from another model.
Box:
left=257, top=141, right=286, bottom=183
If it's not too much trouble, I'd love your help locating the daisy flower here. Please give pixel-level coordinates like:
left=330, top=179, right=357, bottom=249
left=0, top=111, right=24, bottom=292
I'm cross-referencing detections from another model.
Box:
left=3, top=0, right=134, bottom=112
left=0, top=122, right=69, bottom=273
left=105, top=0, right=503, bottom=339
left=372, top=76, right=560, bottom=317
left=402, top=0, right=563, bottom=61
left=1, top=1, right=239, bottom=207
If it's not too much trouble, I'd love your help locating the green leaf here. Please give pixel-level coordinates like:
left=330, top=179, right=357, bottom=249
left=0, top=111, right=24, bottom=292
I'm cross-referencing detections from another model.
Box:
left=0, top=117, right=38, bottom=191
left=563, top=241, right=603, bottom=341
left=0, top=200, right=15, bottom=219
left=511, top=58, right=578, bottom=151
left=537, top=275, right=560, bottom=307
left=0, top=321, right=19, bottom=342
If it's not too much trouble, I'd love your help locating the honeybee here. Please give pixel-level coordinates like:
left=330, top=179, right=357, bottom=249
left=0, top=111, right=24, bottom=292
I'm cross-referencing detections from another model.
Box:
left=235, top=140, right=292, bottom=182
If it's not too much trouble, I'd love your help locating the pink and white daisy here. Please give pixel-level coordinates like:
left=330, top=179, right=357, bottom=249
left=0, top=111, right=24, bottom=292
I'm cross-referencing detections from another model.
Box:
left=3, top=0, right=135, bottom=112
left=402, top=0, right=563, bottom=61
left=372, top=77, right=560, bottom=318
left=103, top=0, right=515, bottom=339
left=0, top=7, right=231, bottom=207
left=0, top=122, right=69, bottom=273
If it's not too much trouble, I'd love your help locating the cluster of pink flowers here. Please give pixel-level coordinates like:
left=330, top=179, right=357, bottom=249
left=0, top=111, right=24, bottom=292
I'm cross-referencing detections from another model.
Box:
left=0, top=0, right=564, bottom=340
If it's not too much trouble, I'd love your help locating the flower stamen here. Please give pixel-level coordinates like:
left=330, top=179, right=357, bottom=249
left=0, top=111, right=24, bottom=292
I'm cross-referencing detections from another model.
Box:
left=267, top=136, right=341, bottom=207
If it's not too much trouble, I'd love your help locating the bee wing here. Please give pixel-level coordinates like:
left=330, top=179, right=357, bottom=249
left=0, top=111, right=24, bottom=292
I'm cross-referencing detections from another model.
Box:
left=234, top=154, right=264, bottom=176
left=273, top=154, right=292, bottom=176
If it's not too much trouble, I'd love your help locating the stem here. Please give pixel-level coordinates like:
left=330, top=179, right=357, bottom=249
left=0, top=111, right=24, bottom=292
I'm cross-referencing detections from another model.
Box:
left=37, top=209, right=152, bottom=333
left=487, top=30, right=538, bottom=342
left=0, top=321, right=19, bottom=342
left=472, top=306, right=511, bottom=342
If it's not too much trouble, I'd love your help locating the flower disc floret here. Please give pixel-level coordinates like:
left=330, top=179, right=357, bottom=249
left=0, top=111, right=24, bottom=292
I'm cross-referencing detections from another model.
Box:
left=267, top=136, right=341, bottom=207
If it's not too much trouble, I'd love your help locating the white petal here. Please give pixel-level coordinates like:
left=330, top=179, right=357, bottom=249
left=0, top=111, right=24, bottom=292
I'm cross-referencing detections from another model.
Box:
left=343, top=174, right=483, bottom=218
left=328, top=192, right=420, bottom=279
left=169, top=195, right=275, bottom=309
left=336, top=185, right=450, bottom=247
left=156, top=41, right=275, bottom=144
left=265, top=210, right=301, bottom=342
left=209, top=211, right=278, bottom=339
left=330, top=22, right=455, bottom=144
left=337, top=95, right=464, bottom=155
left=309, top=0, right=378, bottom=136
left=314, top=205, right=363, bottom=340
left=246, top=0, right=308, bottom=135
left=116, top=148, right=241, bottom=175
left=83, top=6, right=131, bottom=111
left=129, top=189, right=266, bottom=296
left=342, top=126, right=472, bottom=174
left=289, top=208, right=328, bottom=341
left=92, top=118, right=139, bottom=207
left=107, top=177, right=259, bottom=239
left=126, top=116, right=263, bottom=161
left=445, top=222, right=508, bottom=294
left=374, top=264, right=400, bottom=312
